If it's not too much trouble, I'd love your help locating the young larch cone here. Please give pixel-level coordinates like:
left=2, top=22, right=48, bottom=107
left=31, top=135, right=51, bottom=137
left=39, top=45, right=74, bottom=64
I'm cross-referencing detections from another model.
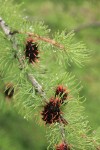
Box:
left=24, top=38, right=39, bottom=63
left=41, top=97, right=68, bottom=125
left=56, top=142, right=70, bottom=150
left=41, top=97, right=61, bottom=124
left=55, top=85, right=68, bottom=104
left=4, top=83, right=14, bottom=99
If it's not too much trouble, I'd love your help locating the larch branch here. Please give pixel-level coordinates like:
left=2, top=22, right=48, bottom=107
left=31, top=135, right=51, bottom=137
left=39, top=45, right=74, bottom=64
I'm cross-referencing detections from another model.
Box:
left=0, top=17, right=67, bottom=143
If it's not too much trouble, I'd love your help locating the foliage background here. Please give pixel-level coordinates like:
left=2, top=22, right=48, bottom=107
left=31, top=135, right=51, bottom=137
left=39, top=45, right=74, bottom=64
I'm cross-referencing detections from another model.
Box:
left=0, top=0, right=100, bottom=149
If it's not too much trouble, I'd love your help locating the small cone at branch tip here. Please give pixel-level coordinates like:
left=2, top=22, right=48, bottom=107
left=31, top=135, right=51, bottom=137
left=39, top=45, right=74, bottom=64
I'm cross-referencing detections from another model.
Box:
left=41, top=97, right=67, bottom=125
left=24, top=37, right=39, bottom=64
left=55, top=85, right=68, bottom=104
left=56, top=142, right=70, bottom=150
left=4, top=83, right=14, bottom=99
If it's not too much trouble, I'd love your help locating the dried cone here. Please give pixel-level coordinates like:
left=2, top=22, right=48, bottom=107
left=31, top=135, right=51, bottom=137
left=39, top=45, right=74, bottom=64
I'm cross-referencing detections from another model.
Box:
left=56, top=142, right=70, bottom=150
left=4, top=83, right=14, bottom=99
left=55, top=85, right=68, bottom=104
left=41, top=97, right=68, bottom=125
left=25, top=38, right=39, bottom=63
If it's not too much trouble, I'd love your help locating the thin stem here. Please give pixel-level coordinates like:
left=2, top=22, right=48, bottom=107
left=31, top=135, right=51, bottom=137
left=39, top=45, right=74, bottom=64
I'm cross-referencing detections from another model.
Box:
left=20, top=31, right=65, bottom=50
left=59, top=122, right=67, bottom=144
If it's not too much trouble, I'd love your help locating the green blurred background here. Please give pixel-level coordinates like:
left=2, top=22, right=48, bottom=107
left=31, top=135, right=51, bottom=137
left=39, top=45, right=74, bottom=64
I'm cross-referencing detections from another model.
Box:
left=0, top=0, right=100, bottom=149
